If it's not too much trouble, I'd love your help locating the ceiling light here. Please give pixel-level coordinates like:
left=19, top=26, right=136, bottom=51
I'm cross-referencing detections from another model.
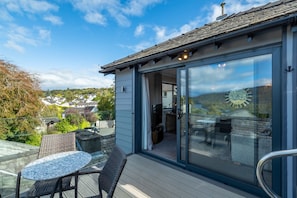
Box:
left=178, top=50, right=190, bottom=61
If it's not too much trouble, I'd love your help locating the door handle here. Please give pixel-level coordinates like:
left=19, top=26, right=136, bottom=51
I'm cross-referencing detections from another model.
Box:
left=177, top=108, right=183, bottom=119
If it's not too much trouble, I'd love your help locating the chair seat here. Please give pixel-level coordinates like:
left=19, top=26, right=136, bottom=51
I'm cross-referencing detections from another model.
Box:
left=21, top=176, right=73, bottom=198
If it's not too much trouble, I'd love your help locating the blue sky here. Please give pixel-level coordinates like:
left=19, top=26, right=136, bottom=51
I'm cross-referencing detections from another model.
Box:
left=0, top=0, right=276, bottom=90
left=188, top=54, right=272, bottom=96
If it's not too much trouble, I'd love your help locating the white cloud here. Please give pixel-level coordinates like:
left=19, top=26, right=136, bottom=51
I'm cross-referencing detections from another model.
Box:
left=118, top=42, right=148, bottom=53
left=84, top=12, right=106, bottom=25
left=38, top=69, right=114, bottom=90
left=4, top=24, right=51, bottom=52
left=19, top=0, right=58, bottom=13
left=0, top=8, right=14, bottom=21
left=135, top=24, right=145, bottom=36
left=206, top=0, right=278, bottom=23
left=123, top=0, right=163, bottom=16
left=1, top=0, right=60, bottom=25
left=133, top=41, right=153, bottom=52
left=43, top=15, right=63, bottom=25
left=4, top=40, right=24, bottom=53
left=5, top=2, right=20, bottom=12
left=152, top=16, right=202, bottom=44
left=127, top=22, right=196, bottom=51
left=188, top=65, right=254, bottom=94
left=38, top=28, right=51, bottom=41
left=70, top=0, right=164, bottom=27
left=0, top=0, right=59, bottom=53
left=129, top=0, right=276, bottom=52
left=7, top=25, right=37, bottom=46
left=70, top=0, right=124, bottom=26
left=111, top=11, right=131, bottom=27
left=153, top=26, right=167, bottom=42
left=1, top=0, right=58, bottom=14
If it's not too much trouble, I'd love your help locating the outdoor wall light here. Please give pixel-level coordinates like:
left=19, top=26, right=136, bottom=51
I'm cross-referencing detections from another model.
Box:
left=247, top=33, right=254, bottom=42
left=120, top=86, right=126, bottom=93
left=214, top=42, right=222, bottom=49
left=178, top=50, right=190, bottom=61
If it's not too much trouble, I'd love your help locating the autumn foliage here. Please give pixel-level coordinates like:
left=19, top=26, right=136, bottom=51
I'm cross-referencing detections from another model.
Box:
left=0, top=60, right=43, bottom=143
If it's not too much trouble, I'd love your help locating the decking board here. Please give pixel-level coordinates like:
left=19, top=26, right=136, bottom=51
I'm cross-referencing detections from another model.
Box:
left=44, top=154, right=259, bottom=198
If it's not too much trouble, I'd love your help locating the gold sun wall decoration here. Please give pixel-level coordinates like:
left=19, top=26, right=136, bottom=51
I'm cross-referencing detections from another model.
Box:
left=225, top=88, right=252, bottom=108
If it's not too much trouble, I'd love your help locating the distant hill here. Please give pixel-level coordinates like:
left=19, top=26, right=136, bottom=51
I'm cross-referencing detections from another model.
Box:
left=193, top=86, right=271, bottom=104
left=43, top=88, right=100, bottom=97
left=191, top=86, right=272, bottom=116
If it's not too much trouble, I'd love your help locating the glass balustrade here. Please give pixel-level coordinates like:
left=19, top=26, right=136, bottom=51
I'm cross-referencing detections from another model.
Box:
left=0, top=126, right=115, bottom=197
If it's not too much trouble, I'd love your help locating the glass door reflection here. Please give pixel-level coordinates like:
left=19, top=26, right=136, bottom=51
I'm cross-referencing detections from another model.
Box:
left=187, top=54, right=273, bottom=186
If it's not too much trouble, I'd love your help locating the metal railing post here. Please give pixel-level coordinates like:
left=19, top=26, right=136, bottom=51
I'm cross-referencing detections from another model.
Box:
left=256, top=149, right=297, bottom=198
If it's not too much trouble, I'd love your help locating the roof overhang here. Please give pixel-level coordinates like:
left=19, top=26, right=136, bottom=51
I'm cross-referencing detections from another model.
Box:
left=100, top=7, right=297, bottom=75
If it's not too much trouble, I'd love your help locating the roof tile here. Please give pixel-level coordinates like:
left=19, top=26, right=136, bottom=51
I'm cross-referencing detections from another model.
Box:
left=101, top=0, right=297, bottom=72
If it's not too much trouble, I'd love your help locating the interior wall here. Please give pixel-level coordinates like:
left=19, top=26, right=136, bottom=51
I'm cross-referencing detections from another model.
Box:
left=148, top=72, right=162, bottom=106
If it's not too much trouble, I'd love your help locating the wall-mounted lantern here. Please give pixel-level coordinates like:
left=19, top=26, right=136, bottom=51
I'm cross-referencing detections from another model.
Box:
left=178, top=50, right=190, bottom=61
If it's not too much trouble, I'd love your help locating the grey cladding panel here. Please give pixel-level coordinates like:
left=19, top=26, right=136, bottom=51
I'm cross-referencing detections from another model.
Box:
left=115, top=110, right=133, bottom=153
left=116, top=69, right=133, bottom=111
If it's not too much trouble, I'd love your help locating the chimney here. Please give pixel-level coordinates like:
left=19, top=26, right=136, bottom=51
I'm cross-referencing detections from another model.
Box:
left=216, top=2, right=228, bottom=21
left=221, top=2, right=225, bottom=15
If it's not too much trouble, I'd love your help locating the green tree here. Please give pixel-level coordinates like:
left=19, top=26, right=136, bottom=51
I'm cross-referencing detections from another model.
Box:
left=55, top=119, right=77, bottom=133
left=95, top=87, right=115, bottom=120
left=41, top=105, right=64, bottom=118
left=55, top=113, right=90, bottom=133
left=64, top=88, right=76, bottom=102
left=85, top=112, right=98, bottom=125
left=25, top=133, right=42, bottom=146
left=80, top=119, right=90, bottom=129
left=66, top=113, right=84, bottom=126
left=0, top=60, right=43, bottom=143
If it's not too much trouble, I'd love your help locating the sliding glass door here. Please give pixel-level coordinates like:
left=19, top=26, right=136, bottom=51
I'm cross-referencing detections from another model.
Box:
left=188, top=54, right=273, bottom=185
left=176, top=49, right=281, bottom=190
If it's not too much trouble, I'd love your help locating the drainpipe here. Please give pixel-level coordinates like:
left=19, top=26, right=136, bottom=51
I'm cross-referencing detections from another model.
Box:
left=285, top=24, right=295, bottom=198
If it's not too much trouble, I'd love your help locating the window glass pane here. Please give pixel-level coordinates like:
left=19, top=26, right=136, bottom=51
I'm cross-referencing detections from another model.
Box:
left=188, top=54, right=272, bottom=185
left=179, top=69, right=187, bottom=161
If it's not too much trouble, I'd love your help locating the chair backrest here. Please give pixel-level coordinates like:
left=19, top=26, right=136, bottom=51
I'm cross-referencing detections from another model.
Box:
left=38, top=132, right=76, bottom=158
left=215, top=118, right=232, bottom=133
left=99, top=145, right=127, bottom=198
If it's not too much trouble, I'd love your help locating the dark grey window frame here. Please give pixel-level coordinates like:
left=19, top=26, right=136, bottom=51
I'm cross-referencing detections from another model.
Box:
left=179, top=45, right=282, bottom=196
left=135, top=44, right=282, bottom=197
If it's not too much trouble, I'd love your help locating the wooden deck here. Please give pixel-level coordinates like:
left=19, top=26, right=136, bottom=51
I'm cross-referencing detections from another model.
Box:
left=59, top=154, right=259, bottom=198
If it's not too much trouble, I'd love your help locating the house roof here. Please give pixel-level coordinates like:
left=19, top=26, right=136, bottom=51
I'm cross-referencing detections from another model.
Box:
left=63, top=106, right=97, bottom=115
left=42, top=117, right=60, bottom=124
left=100, top=0, right=297, bottom=74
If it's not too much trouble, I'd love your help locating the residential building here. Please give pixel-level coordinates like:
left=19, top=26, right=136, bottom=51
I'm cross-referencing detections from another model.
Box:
left=100, top=0, right=297, bottom=197
left=62, top=106, right=98, bottom=119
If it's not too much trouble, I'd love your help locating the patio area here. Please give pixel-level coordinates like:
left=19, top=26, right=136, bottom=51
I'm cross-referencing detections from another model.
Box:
left=54, top=154, right=258, bottom=198
left=1, top=129, right=261, bottom=198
